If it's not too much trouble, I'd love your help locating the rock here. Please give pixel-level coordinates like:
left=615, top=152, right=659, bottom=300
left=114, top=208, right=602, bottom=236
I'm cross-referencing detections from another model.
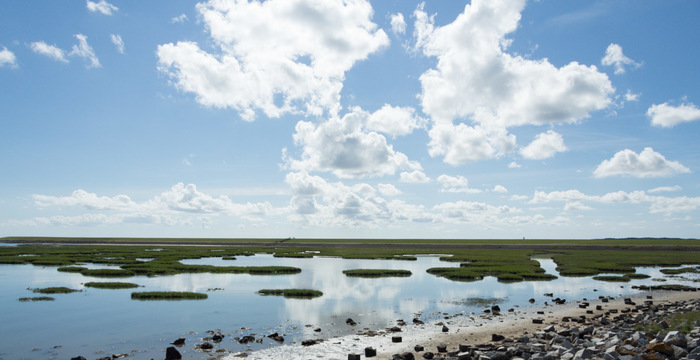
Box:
left=237, top=336, right=255, bottom=344
left=442, top=325, right=449, bottom=333
left=437, top=345, right=447, bottom=353
left=492, top=334, right=506, bottom=342
left=365, top=347, right=377, bottom=357
left=492, top=305, right=501, bottom=312
left=574, top=348, right=594, bottom=359
left=647, top=343, right=674, bottom=356
left=422, top=352, right=435, bottom=359
left=348, top=354, right=361, bottom=360
left=171, top=337, right=185, bottom=346
left=529, top=298, right=536, bottom=303
left=401, top=353, right=415, bottom=360
left=314, top=328, right=322, bottom=332
left=197, top=342, right=214, bottom=350
left=302, top=339, right=320, bottom=346
left=389, top=326, right=402, bottom=332
left=212, top=333, right=224, bottom=342
left=413, top=318, right=425, bottom=325
left=414, top=345, right=424, bottom=352
left=71, top=357, right=87, bottom=360
left=532, top=319, right=544, bottom=324
left=346, top=318, right=357, bottom=326
left=112, top=354, right=129, bottom=358
left=663, top=330, right=687, bottom=348
left=543, top=325, right=556, bottom=333
left=165, top=346, right=182, bottom=360
left=392, top=336, right=403, bottom=343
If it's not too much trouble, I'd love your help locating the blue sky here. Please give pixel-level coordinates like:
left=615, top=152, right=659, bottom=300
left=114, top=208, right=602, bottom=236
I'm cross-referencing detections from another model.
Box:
left=1, top=0, right=699, bottom=239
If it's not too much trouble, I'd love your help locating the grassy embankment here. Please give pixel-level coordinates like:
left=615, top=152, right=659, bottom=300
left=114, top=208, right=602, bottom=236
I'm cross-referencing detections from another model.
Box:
left=342, top=269, right=412, bottom=278
left=131, top=292, right=207, bottom=300
left=84, top=282, right=140, bottom=289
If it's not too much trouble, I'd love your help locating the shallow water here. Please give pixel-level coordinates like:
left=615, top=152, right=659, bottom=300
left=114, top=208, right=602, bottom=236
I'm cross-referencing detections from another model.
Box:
left=0, top=255, right=697, bottom=360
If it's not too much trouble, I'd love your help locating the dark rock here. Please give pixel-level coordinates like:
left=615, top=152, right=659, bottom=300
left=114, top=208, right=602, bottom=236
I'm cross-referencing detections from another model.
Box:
left=413, top=318, right=424, bottom=325
left=544, top=293, right=553, bottom=297
left=112, top=354, right=129, bottom=358
left=414, top=345, right=424, bottom=352
left=459, top=344, right=470, bottom=352
left=171, top=337, right=185, bottom=346
left=238, top=336, right=255, bottom=344
left=663, top=330, right=687, bottom=348
left=71, top=357, right=87, bottom=360
left=492, top=305, right=501, bottom=312
left=212, top=333, right=224, bottom=342
left=401, top=352, right=415, bottom=360
left=165, top=346, right=182, bottom=360
left=348, top=354, right=361, bottom=360
left=532, top=319, right=543, bottom=324
left=422, top=352, right=435, bottom=359
left=392, top=336, right=403, bottom=343
left=346, top=318, right=357, bottom=326
left=389, top=326, right=402, bottom=332
left=197, top=342, right=214, bottom=350
left=442, top=325, right=449, bottom=333
left=365, top=347, right=377, bottom=357
left=437, top=344, right=447, bottom=353
left=492, top=334, right=505, bottom=342
left=529, top=298, right=535, bottom=303
left=301, top=339, right=321, bottom=346
left=314, top=328, right=321, bottom=332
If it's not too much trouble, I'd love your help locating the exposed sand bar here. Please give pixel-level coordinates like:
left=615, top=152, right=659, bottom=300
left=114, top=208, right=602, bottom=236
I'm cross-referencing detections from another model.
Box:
left=231, top=290, right=699, bottom=360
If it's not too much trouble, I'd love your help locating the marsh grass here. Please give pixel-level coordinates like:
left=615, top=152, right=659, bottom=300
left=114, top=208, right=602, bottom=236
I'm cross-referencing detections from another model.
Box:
left=84, top=282, right=140, bottom=289
left=80, top=269, right=136, bottom=277
left=32, top=287, right=80, bottom=294
left=635, top=310, right=700, bottom=334
left=660, top=267, right=699, bottom=275
left=342, top=269, right=412, bottom=278
left=592, top=275, right=631, bottom=282
left=257, top=289, right=323, bottom=299
left=57, top=266, right=88, bottom=273
left=131, top=291, right=207, bottom=300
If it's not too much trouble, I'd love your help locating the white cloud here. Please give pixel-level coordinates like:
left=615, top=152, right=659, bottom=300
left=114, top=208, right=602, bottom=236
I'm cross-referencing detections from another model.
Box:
left=413, top=0, right=613, bottom=165
left=493, top=185, right=508, bottom=193
left=287, top=108, right=421, bottom=178
left=601, top=43, right=640, bottom=75
left=27, top=183, right=275, bottom=228
left=531, top=188, right=700, bottom=215
left=157, top=0, right=389, bottom=121
left=377, top=183, right=402, bottom=196
left=520, top=130, right=567, bottom=160
left=593, top=147, right=690, bottom=178
left=433, top=200, right=521, bottom=224
left=648, top=185, right=681, bottom=194
left=390, top=13, right=406, bottom=35
left=110, top=34, right=125, bottom=54
left=437, top=174, right=481, bottom=193
left=0, top=46, right=18, bottom=68
left=366, top=104, right=424, bottom=137
left=86, top=0, right=118, bottom=15
left=400, top=170, right=430, bottom=183
left=508, top=161, right=522, bottom=169
left=624, top=90, right=640, bottom=102
left=428, top=123, right=516, bottom=165
left=510, top=194, right=528, bottom=201
left=69, top=34, right=100, bottom=68
left=30, top=41, right=68, bottom=63
left=647, top=101, right=700, bottom=128
left=171, top=14, right=189, bottom=23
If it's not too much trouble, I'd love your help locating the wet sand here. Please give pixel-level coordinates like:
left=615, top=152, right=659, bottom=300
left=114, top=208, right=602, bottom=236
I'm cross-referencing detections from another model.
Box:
left=232, top=290, right=699, bottom=360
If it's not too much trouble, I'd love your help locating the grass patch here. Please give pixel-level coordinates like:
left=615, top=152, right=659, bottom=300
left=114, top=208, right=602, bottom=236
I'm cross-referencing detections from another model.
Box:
left=635, top=310, right=700, bottom=334
left=660, top=267, right=699, bottom=275
left=80, top=269, right=136, bottom=277
left=19, top=297, right=54, bottom=302
left=342, top=269, right=412, bottom=278
left=257, top=289, right=323, bottom=299
left=632, top=284, right=698, bottom=291
left=592, top=275, right=631, bottom=282
left=84, top=282, right=139, bottom=289
left=625, top=273, right=651, bottom=279
left=32, top=287, right=80, bottom=294
left=57, top=266, right=88, bottom=273
left=131, top=291, right=207, bottom=300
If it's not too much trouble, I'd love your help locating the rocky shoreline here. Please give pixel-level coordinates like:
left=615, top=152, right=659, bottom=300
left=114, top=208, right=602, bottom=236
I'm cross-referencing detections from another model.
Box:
left=229, top=290, right=699, bottom=360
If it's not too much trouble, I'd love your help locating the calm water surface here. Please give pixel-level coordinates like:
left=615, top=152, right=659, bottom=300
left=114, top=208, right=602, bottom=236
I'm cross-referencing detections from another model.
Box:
left=0, top=254, right=697, bottom=360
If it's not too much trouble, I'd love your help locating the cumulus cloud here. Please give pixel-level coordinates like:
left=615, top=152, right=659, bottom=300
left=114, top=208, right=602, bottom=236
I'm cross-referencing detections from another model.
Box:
left=69, top=34, right=100, bottom=68
left=30, top=41, right=68, bottom=63
left=531, top=188, right=700, bottom=215
left=366, top=104, right=424, bottom=137
left=157, top=0, right=389, bottom=121
left=28, top=183, right=273, bottom=227
left=0, top=46, right=18, bottom=68
left=286, top=108, right=421, bottom=178
left=648, top=185, right=681, bottom=194
left=171, top=14, right=189, bottom=23
left=437, top=174, right=481, bottom=193
left=647, top=101, right=700, bottom=128
left=493, top=185, right=508, bottom=193
left=624, top=90, right=640, bottom=102
left=508, top=161, right=522, bottom=169
left=390, top=13, right=406, bottom=35
left=601, top=43, right=640, bottom=75
left=414, top=0, right=613, bottom=164
left=593, top=147, right=690, bottom=178
left=110, top=34, right=125, bottom=54
left=520, top=130, right=567, bottom=160
left=400, top=170, right=430, bottom=183
left=86, top=0, right=118, bottom=15
left=377, top=183, right=402, bottom=196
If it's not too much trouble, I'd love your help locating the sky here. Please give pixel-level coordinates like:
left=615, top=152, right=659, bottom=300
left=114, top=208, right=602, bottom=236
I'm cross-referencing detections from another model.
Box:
left=1, top=0, right=699, bottom=240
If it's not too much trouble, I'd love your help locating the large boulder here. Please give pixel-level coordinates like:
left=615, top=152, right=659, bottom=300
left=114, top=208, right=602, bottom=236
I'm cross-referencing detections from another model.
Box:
left=165, top=346, right=182, bottom=360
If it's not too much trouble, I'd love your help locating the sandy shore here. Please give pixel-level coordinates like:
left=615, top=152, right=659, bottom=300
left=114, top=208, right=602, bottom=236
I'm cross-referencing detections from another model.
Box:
left=230, top=290, right=699, bottom=360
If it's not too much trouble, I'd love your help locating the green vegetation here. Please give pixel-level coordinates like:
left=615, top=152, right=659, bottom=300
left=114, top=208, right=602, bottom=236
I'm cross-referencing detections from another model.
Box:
left=80, top=269, right=137, bottom=277
left=426, top=251, right=558, bottom=282
left=57, top=266, right=88, bottom=273
left=625, top=273, right=651, bottom=279
left=660, top=267, right=699, bottom=275
left=84, top=282, right=140, bottom=289
left=131, top=291, right=208, bottom=300
left=632, top=284, right=698, bottom=291
left=19, top=297, right=54, bottom=302
left=635, top=310, right=700, bottom=334
left=257, top=289, right=323, bottom=299
left=342, top=269, right=412, bottom=278
left=592, top=275, right=631, bottom=282
left=32, top=287, right=80, bottom=294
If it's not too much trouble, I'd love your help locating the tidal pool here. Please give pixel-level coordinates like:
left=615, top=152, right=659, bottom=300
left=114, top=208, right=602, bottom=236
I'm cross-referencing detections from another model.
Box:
left=0, top=254, right=697, bottom=360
